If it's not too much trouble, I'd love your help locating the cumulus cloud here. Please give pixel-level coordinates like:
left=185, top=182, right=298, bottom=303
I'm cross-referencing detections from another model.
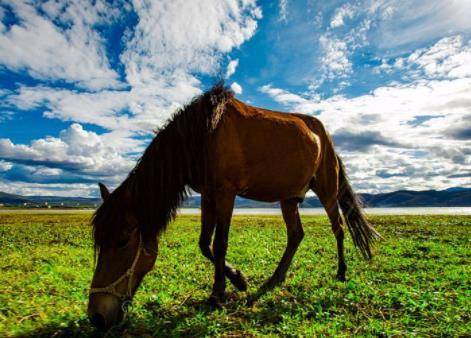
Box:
left=4, top=0, right=261, bottom=134
left=5, top=85, right=183, bottom=134
left=225, top=59, right=239, bottom=78
left=331, top=3, right=356, bottom=28
left=260, top=84, right=306, bottom=105
left=7, top=86, right=135, bottom=131
left=263, top=77, right=471, bottom=147
left=376, top=36, right=471, bottom=80
left=1, top=164, right=99, bottom=185
left=333, top=129, right=407, bottom=152
left=2, top=1, right=469, bottom=196
left=259, top=84, right=318, bottom=113
left=0, top=1, right=263, bottom=195
left=230, top=82, right=242, bottom=94
left=260, top=36, right=471, bottom=192
left=120, top=0, right=261, bottom=88
left=0, top=123, right=137, bottom=177
left=446, top=123, right=471, bottom=141
left=0, top=179, right=98, bottom=197
left=0, top=0, right=123, bottom=90
left=408, top=36, right=471, bottom=79
left=318, top=34, right=352, bottom=80
left=0, top=160, right=12, bottom=172
left=306, top=0, right=471, bottom=93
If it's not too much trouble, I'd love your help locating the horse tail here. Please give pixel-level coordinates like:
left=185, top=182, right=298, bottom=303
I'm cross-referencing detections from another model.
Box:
left=336, top=155, right=381, bottom=259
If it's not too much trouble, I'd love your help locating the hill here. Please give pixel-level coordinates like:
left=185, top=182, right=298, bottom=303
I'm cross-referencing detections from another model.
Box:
left=0, top=192, right=30, bottom=205
left=0, top=192, right=101, bottom=208
left=359, top=188, right=471, bottom=207
left=1, top=188, right=470, bottom=208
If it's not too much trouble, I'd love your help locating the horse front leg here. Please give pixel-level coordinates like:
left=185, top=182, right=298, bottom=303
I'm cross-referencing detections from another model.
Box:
left=199, top=194, right=247, bottom=291
left=209, top=191, right=236, bottom=306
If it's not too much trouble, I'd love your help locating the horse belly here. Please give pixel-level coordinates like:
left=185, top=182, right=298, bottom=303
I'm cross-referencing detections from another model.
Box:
left=243, top=136, right=319, bottom=201
left=213, top=113, right=320, bottom=202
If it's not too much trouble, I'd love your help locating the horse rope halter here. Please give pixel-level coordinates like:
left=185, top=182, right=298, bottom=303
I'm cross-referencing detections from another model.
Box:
left=89, top=232, right=155, bottom=307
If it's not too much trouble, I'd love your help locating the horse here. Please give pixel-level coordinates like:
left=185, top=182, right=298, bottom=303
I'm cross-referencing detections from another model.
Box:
left=88, top=83, right=381, bottom=330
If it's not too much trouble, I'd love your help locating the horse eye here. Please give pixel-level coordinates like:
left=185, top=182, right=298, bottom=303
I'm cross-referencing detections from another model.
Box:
left=116, top=236, right=129, bottom=249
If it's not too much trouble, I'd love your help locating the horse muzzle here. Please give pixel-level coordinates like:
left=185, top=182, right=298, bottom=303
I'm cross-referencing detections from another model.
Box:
left=88, top=293, right=124, bottom=330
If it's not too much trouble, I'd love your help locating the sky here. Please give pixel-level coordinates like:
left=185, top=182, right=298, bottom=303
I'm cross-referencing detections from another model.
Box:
left=0, top=0, right=470, bottom=197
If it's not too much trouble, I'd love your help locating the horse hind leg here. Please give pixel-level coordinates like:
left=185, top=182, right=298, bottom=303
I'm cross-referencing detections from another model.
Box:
left=328, top=203, right=347, bottom=281
left=255, top=198, right=304, bottom=298
left=311, top=178, right=347, bottom=281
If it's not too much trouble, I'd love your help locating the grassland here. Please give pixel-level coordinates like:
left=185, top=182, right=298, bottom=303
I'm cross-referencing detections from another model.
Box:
left=0, top=212, right=470, bottom=337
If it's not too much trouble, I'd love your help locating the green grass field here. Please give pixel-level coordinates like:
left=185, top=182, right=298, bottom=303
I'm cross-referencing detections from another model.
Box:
left=0, top=212, right=470, bottom=337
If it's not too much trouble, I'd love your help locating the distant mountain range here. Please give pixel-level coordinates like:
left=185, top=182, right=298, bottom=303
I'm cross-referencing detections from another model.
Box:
left=0, top=191, right=102, bottom=207
left=1, top=187, right=470, bottom=208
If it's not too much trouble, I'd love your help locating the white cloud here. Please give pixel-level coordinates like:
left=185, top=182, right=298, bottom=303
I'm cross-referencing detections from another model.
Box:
left=226, top=59, right=239, bottom=78
left=374, top=35, right=471, bottom=80
left=0, top=0, right=123, bottom=90
left=262, top=81, right=471, bottom=192
left=0, top=110, right=13, bottom=122
left=278, top=0, right=288, bottom=23
left=120, top=0, right=260, bottom=88
left=408, top=36, right=471, bottom=79
left=260, top=84, right=316, bottom=112
left=0, top=1, right=263, bottom=195
left=6, top=77, right=211, bottom=136
left=230, top=82, right=242, bottom=94
left=0, top=160, right=12, bottom=172
left=371, top=0, right=471, bottom=49
left=0, top=179, right=98, bottom=197
left=331, top=3, right=356, bottom=28
left=5, top=0, right=261, bottom=135
left=260, top=35, right=471, bottom=192
left=319, top=34, right=352, bottom=79
left=306, top=13, right=371, bottom=92
left=32, top=167, right=62, bottom=177
left=0, top=123, right=137, bottom=177
left=7, top=86, right=134, bottom=131
left=263, top=78, right=471, bottom=146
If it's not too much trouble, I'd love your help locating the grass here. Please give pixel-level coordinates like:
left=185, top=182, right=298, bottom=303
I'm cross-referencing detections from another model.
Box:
left=0, top=212, right=470, bottom=337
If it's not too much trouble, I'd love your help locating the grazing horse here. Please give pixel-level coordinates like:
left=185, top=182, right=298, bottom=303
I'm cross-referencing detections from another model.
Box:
left=88, top=84, right=380, bottom=330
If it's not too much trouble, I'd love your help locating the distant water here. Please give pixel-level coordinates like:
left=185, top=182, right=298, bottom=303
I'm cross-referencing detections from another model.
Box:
left=180, top=207, right=471, bottom=216
left=1, top=207, right=470, bottom=215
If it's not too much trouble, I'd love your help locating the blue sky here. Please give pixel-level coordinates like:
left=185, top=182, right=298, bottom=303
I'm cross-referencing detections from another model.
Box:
left=0, top=0, right=470, bottom=196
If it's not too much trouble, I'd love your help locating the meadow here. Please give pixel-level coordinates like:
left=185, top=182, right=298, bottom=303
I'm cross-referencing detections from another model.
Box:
left=0, top=211, right=470, bottom=337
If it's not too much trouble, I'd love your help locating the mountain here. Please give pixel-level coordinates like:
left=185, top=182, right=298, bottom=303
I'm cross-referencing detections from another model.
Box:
left=0, top=192, right=31, bottom=205
left=0, top=188, right=470, bottom=208
left=0, top=192, right=101, bottom=207
left=359, top=189, right=471, bottom=207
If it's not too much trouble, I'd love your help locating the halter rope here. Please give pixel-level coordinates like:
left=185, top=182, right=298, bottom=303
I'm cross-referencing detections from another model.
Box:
left=89, top=234, right=153, bottom=301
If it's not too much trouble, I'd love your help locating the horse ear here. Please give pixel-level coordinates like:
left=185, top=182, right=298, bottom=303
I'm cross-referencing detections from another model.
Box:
left=98, top=182, right=110, bottom=201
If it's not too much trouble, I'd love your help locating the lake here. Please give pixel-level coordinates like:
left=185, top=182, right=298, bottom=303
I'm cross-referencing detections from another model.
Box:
left=180, top=207, right=471, bottom=215
left=1, top=207, right=470, bottom=215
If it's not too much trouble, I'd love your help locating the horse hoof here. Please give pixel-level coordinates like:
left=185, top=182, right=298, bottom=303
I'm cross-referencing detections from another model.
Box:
left=229, top=270, right=248, bottom=291
left=207, top=295, right=223, bottom=309
left=246, top=295, right=257, bottom=307
left=259, top=277, right=281, bottom=293
left=336, top=274, right=346, bottom=282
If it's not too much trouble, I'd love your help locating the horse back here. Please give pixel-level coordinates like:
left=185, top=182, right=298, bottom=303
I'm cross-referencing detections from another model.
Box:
left=208, top=98, right=323, bottom=202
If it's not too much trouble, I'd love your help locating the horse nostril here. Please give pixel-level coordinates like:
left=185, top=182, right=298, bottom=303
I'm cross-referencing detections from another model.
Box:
left=90, top=313, right=106, bottom=330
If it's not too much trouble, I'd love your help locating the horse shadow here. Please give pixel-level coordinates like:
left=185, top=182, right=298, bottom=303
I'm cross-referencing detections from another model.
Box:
left=17, top=291, right=307, bottom=337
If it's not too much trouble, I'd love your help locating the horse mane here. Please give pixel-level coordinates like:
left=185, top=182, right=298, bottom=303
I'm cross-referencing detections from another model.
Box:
left=92, top=83, right=233, bottom=247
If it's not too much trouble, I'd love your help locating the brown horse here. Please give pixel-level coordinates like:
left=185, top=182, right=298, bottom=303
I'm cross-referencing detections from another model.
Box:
left=88, top=84, right=380, bottom=330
